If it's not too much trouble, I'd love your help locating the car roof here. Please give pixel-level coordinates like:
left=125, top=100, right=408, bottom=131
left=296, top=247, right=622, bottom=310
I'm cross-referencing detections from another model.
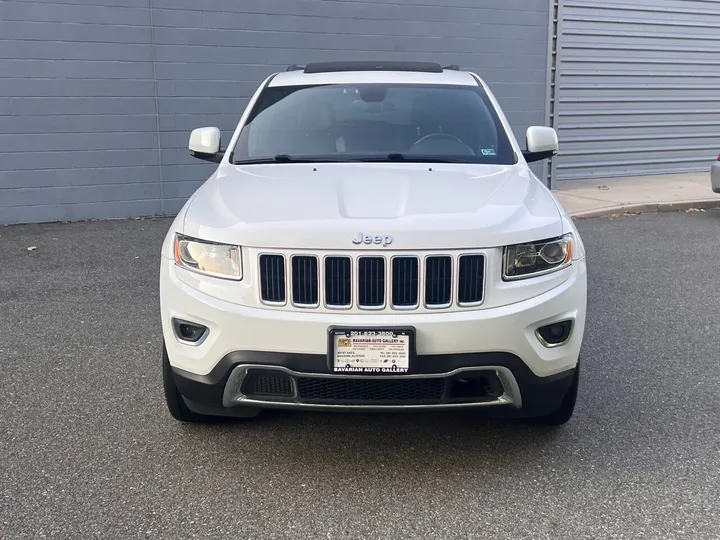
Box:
left=268, top=61, right=480, bottom=87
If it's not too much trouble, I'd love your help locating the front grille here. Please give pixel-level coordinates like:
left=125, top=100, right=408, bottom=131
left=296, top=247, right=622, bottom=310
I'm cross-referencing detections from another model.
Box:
left=258, top=252, right=485, bottom=310
left=297, top=377, right=444, bottom=403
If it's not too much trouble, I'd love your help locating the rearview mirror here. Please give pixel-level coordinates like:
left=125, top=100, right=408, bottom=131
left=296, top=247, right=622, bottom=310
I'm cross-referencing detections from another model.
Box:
left=189, top=127, right=222, bottom=163
left=523, top=126, right=558, bottom=163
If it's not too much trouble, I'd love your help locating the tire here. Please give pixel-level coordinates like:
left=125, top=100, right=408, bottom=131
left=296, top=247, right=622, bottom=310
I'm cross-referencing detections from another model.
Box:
left=163, top=342, right=208, bottom=423
left=526, top=364, right=579, bottom=426
left=163, top=341, right=261, bottom=422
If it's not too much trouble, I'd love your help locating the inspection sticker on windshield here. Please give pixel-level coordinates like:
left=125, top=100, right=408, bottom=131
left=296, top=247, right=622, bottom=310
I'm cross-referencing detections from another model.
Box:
left=481, top=148, right=497, bottom=156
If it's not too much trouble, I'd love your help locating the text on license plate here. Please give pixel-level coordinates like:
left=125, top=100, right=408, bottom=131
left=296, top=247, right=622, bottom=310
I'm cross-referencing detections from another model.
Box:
left=332, top=330, right=410, bottom=373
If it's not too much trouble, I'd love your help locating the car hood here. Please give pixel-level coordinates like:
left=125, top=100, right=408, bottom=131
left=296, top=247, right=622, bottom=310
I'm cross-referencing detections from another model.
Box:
left=182, top=162, right=563, bottom=250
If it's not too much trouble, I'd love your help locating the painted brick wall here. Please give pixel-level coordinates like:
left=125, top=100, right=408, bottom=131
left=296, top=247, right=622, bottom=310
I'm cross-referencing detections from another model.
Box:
left=0, top=0, right=550, bottom=224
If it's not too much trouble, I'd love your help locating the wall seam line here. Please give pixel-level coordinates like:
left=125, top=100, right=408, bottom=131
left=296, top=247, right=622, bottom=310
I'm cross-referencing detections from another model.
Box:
left=148, top=0, right=164, bottom=216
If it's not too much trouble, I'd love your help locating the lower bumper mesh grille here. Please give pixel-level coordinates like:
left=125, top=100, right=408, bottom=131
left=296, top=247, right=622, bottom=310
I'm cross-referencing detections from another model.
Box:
left=242, top=371, right=294, bottom=397
left=297, top=377, right=444, bottom=402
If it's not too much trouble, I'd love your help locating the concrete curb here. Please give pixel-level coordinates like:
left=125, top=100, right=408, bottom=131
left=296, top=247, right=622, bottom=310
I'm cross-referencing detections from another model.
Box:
left=570, top=199, right=720, bottom=219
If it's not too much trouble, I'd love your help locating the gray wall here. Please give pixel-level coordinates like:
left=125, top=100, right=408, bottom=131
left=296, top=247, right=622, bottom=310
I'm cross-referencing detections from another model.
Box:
left=0, top=0, right=550, bottom=225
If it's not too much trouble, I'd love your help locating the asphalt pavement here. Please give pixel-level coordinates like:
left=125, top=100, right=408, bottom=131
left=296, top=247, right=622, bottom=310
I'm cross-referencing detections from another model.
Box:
left=1, top=210, right=719, bottom=539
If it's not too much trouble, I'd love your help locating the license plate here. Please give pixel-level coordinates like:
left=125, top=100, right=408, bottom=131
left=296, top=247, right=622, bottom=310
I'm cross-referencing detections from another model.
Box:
left=329, top=328, right=413, bottom=374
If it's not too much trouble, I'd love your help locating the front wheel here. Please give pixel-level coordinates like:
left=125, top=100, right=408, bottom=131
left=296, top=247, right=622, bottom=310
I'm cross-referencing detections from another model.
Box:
left=162, top=342, right=208, bottom=423
left=162, top=342, right=261, bottom=422
left=526, top=364, right=580, bottom=426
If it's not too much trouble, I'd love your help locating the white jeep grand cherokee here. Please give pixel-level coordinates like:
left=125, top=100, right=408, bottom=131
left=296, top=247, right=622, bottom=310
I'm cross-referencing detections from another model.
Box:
left=159, top=61, right=587, bottom=426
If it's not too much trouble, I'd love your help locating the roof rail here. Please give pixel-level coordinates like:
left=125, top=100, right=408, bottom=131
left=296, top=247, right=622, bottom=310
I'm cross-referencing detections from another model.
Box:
left=285, top=65, right=305, bottom=71
left=302, top=61, right=444, bottom=74
left=442, top=64, right=460, bottom=71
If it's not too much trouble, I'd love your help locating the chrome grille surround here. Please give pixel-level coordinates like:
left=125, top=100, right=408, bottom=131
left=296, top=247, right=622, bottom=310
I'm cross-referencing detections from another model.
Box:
left=257, top=250, right=487, bottom=312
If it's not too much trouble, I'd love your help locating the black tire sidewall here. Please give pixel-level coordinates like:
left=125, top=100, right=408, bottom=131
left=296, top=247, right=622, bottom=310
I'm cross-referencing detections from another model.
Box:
left=162, top=341, right=198, bottom=422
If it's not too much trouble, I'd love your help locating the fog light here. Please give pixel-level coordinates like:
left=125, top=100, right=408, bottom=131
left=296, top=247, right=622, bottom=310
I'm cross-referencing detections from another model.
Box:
left=172, top=318, right=208, bottom=344
left=536, top=320, right=573, bottom=347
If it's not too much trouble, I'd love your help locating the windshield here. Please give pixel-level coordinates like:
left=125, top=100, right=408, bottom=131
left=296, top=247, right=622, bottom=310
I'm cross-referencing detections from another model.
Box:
left=231, top=83, right=517, bottom=165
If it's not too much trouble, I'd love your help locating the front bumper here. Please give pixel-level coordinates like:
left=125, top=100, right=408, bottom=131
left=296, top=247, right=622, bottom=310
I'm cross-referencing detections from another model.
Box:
left=171, top=351, right=576, bottom=417
left=160, top=256, right=586, bottom=414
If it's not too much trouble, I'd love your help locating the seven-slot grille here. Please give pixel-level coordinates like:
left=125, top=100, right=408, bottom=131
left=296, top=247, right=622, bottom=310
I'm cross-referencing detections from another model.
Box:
left=258, top=253, right=485, bottom=310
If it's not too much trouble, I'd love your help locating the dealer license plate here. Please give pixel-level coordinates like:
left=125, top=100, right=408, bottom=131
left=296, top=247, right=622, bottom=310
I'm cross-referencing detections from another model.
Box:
left=330, top=329, right=412, bottom=374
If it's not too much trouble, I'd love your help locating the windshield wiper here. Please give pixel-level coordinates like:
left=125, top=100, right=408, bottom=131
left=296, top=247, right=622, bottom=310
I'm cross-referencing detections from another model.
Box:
left=233, top=154, right=469, bottom=165
left=356, top=153, right=468, bottom=163
left=233, top=154, right=320, bottom=165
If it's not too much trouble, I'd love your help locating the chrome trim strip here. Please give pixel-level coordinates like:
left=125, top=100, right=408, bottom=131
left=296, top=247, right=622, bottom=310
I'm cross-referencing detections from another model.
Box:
left=317, top=252, right=325, bottom=308
left=222, top=364, right=522, bottom=409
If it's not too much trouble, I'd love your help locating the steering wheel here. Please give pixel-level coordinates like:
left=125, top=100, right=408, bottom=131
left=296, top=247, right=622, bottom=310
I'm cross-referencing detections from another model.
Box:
left=408, top=133, right=475, bottom=155
left=413, top=133, right=463, bottom=145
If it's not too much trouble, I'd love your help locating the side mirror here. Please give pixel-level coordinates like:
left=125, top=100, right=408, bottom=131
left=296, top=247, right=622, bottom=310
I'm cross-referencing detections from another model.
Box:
left=189, top=127, right=222, bottom=163
left=523, top=126, right=558, bottom=163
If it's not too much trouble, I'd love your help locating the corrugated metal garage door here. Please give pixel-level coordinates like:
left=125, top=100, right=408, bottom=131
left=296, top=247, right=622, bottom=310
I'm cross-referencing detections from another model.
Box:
left=550, top=0, right=720, bottom=182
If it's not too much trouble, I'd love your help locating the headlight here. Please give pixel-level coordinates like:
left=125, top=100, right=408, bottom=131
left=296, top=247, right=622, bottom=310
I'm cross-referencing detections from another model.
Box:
left=173, top=234, right=242, bottom=280
left=503, top=234, right=574, bottom=280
